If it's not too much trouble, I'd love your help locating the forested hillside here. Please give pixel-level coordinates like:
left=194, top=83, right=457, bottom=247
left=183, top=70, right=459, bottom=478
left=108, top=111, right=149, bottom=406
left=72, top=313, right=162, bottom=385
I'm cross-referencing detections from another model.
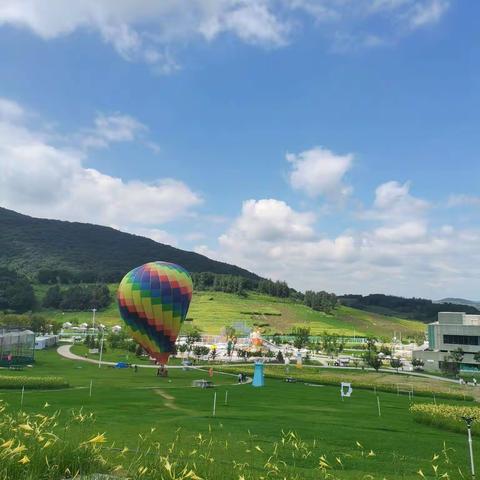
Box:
left=340, top=293, right=480, bottom=323
left=0, top=207, right=257, bottom=281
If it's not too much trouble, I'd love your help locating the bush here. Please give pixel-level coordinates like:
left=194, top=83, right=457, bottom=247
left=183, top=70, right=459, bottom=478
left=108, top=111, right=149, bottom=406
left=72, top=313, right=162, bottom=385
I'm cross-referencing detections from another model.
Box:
left=0, top=376, right=69, bottom=390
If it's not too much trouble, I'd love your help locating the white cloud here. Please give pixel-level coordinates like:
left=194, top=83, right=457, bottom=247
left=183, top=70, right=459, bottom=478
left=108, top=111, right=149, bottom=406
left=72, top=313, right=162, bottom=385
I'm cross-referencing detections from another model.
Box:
left=447, top=194, right=480, bottom=208
left=220, top=199, right=315, bottom=243
left=207, top=181, right=480, bottom=298
left=82, top=112, right=147, bottom=149
left=0, top=1, right=450, bottom=69
left=368, top=180, right=430, bottom=221
left=287, top=146, right=353, bottom=199
left=0, top=97, right=201, bottom=234
left=407, top=0, right=450, bottom=29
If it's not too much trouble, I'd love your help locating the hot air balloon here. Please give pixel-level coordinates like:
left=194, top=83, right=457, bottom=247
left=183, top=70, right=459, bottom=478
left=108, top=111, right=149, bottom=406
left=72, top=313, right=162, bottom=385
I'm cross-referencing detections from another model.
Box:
left=117, top=261, right=193, bottom=364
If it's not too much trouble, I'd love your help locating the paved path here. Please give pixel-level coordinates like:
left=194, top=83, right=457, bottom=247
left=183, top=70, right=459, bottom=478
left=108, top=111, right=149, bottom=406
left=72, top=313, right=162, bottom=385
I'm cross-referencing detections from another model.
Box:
left=56, top=345, right=251, bottom=383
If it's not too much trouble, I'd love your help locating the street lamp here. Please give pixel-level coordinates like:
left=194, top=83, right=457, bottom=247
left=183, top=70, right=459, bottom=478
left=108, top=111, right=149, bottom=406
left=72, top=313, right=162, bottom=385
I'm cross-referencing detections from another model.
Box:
left=92, top=308, right=97, bottom=331
left=461, top=415, right=476, bottom=479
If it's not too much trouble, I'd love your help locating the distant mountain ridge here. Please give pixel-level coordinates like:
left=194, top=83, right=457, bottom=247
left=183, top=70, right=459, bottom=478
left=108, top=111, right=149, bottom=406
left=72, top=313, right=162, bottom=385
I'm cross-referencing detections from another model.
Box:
left=436, top=298, right=480, bottom=309
left=0, top=207, right=259, bottom=281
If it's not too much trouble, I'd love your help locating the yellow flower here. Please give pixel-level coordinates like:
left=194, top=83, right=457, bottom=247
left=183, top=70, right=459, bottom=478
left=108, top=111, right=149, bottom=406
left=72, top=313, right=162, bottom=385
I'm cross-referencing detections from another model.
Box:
left=1, top=439, right=14, bottom=449
left=18, top=455, right=30, bottom=464
left=19, top=424, right=33, bottom=432
left=11, top=444, right=27, bottom=454
left=81, top=433, right=107, bottom=446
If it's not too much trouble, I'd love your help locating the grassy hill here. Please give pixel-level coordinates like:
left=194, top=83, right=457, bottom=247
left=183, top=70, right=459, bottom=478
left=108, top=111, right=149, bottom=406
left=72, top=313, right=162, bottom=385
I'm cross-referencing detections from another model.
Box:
left=38, top=286, right=425, bottom=338
left=0, top=207, right=257, bottom=280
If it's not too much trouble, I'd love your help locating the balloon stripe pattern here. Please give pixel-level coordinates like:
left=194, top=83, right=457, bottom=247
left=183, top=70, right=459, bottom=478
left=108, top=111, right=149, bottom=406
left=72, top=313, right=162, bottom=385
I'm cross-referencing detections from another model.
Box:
left=117, top=261, right=193, bottom=364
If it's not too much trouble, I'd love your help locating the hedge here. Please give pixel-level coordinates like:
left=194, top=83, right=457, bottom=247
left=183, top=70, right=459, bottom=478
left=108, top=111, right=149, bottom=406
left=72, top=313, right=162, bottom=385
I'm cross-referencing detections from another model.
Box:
left=0, top=375, right=69, bottom=390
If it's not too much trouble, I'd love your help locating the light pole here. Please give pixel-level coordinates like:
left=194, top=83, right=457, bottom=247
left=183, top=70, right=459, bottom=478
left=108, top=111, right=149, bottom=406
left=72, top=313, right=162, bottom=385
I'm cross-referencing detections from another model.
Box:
left=98, top=327, right=105, bottom=369
left=92, top=308, right=97, bottom=331
left=462, top=415, right=476, bottom=479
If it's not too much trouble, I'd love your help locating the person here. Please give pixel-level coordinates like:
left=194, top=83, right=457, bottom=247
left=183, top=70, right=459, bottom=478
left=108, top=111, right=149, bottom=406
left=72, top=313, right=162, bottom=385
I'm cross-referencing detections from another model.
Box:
left=134, top=364, right=138, bottom=373
left=209, top=367, right=213, bottom=378
left=473, top=378, right=477, bottom=386
left=156, top=367, right=161, bottom=377
left=238, top=373, right=242, bottom=384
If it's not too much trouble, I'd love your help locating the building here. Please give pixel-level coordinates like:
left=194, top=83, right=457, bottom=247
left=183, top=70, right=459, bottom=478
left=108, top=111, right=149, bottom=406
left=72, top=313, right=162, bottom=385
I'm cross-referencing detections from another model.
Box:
left=34, top=335, right=59, bottom=350
left=413, top=312, right=480, bottom=372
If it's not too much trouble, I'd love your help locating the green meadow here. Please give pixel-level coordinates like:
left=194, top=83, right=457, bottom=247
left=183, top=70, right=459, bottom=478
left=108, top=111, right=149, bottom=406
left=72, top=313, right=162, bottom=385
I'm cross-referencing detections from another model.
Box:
left=0, top=348, right=477, bottom=479
left=38, top=287, right=425, bottom=338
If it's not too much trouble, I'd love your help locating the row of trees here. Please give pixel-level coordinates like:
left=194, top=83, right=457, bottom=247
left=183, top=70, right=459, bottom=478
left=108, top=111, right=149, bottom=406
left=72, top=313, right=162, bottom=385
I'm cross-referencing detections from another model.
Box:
left=43, top=284, right=112, bottom=311
left=304, top=291, right=338, bottom=314
left=191, top=272, right=294, bottom=299
left=0, top=313, right=61, bottom=334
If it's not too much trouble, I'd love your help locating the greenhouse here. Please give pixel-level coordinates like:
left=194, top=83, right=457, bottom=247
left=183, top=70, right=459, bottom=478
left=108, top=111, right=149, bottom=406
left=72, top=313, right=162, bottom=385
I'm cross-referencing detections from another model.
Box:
left=0, top=329, right=35, bottom=367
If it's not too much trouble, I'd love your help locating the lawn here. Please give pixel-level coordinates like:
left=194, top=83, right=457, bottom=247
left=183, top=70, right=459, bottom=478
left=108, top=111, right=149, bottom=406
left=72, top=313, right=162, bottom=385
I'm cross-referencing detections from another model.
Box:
left=40, top=288, right=426, bottom=339
left=0, top=348, right=477, bottom=479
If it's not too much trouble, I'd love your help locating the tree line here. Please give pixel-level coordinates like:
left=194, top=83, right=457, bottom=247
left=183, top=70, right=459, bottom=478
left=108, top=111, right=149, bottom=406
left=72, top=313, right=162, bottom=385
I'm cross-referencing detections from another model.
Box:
left=43, top=284, right=112, bottom=311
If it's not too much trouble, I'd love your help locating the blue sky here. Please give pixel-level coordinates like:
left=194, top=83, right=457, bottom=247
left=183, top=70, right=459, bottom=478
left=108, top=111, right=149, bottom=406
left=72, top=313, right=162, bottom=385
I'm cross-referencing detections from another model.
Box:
left=0, top=0, right=478, bottom=298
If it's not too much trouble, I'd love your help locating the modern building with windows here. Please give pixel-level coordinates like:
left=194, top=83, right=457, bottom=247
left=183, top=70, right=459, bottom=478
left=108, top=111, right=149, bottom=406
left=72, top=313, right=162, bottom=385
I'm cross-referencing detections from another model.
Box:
left=413, top=312, right=480, bottom=372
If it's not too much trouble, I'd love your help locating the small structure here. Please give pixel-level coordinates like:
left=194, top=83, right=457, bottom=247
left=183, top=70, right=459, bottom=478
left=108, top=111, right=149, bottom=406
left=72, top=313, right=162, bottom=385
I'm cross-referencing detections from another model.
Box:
left=193, top=379, right=214, bottom=388
left=340, top=382, right=353, bottom=398
left=252, top=361, right=264, bottom=387
left=0, top=329, right=35, bottom=366
left=34, top=335, right=58, bottom=350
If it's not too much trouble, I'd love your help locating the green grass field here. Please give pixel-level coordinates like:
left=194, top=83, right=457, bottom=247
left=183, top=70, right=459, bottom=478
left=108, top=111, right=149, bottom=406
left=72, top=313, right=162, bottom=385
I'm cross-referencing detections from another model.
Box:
left=39, top=287, right=425, bottom=338
left=0, top=347, right=477, bottom=479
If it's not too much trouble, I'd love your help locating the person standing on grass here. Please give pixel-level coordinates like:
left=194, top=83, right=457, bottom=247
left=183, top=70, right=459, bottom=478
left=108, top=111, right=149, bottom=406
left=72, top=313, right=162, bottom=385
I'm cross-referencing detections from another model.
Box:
left=238, top=373, right=242, bottom=384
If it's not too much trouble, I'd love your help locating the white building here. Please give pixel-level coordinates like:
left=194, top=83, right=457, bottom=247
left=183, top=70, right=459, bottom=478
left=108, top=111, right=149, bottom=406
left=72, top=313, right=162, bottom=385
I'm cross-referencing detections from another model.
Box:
left=34, top=335, right=59, bottom=350
left=413, top=312, right=480, bottom=372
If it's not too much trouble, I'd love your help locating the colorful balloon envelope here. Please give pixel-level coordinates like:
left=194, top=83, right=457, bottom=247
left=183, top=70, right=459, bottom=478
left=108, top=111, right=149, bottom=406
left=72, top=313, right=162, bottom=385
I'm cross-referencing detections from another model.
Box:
left=117, top=261, right=193, bottom=364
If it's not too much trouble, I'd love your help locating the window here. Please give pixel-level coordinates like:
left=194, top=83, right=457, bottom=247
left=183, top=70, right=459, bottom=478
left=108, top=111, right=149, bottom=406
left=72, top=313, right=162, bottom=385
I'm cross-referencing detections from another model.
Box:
left=443, top=335, right=479, bottom=346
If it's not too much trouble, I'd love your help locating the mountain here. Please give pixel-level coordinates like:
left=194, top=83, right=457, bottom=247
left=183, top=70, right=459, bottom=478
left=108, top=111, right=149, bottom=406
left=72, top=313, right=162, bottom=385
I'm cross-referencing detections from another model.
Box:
left=0, top=207, right=258, bottom=281
left=436, top=298, right=480, bottom=309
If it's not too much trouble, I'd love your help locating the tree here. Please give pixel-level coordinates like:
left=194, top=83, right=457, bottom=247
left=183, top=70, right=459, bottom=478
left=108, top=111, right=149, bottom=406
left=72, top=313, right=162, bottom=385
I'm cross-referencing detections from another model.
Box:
left=43, top=285, right=62, bottom=309
left=210, top=347, right=217, bottom=361
left=363, top=337, right=382, bottom=371
left=451, top=347, right=464, bottom=364
left=380, top=345, right=392, bottom=356
left=474, top=352, right=480, bottom=364
left=411, top=358, right=424, bottom=371
left=292, top=327, right=310, bottom=350
left=390, top=357, right=402, bottom=373
left=185, top=327, right=202, bottom=355
left=364, top=352, right=382, bottom=371
left=276, top=350, right=284, bottom=363
left=193, top=345, right=209, bottom=360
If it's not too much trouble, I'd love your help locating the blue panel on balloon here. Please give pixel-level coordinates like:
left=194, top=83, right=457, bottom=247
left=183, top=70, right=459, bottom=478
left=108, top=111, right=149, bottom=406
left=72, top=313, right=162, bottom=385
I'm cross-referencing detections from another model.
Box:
left=252, top=361, right=264, bottom=387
